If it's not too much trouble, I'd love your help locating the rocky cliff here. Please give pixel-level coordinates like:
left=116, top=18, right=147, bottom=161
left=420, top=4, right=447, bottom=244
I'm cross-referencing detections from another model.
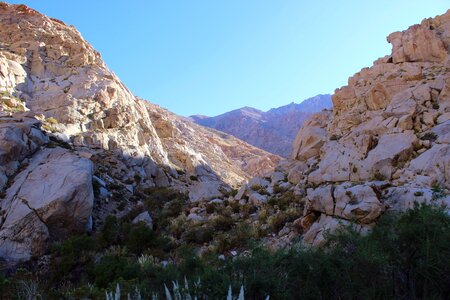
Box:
left=1, top=2, right=449, bottom=265
left=227, top=9, right=450, bottom=248
left=191, top=94, right=332, bottom=157
left=212, top=10, right=450, bottom=250
left=0, top=3, right=279, bottom=262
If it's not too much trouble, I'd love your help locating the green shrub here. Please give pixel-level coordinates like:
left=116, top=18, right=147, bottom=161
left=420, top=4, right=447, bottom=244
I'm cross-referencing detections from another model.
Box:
left=141, top=187, right=187, bottom=229
left=92, top=178, right=103, bottom=196
left=184, top=225, right=214, bottom=244
left=4, top=204, right=450, bottom=300
left=250, top=184, right=269, bottom=195
left=267, top=212, right=288, bottom=232
left=94, top=255, right=140, bottom=288
left=98, top=215, right=123, bottom=248
left=169, top=213, right=187, bottom=238
left=46, top=117, right=58, bottom=124
left=421, top=132, right=438, bottom=141
left=49, top=234, right=96, bottom=282
left=126, top=223, right=158, bottom=255
left=212, top=214, right=234, bottom=231
left=273, top=184, right=287, bottom=194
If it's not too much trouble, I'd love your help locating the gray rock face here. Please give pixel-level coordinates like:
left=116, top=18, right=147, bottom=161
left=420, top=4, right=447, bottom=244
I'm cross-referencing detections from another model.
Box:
left=191, top=95, right=332, bottom=157
left=0, top=147, right=93, bottom=262
left=132, top=211, right=153, bottom=228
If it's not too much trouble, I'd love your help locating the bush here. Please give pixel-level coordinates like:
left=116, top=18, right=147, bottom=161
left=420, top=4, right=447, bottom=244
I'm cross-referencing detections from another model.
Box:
left=141, top=187, right=188, bottom=229
left=50, top=234, right=95, bottom=281
left=46, top=117, right=58, bottom=124
left=126, top=223, right=158, bottom=255
left=421, top=132, right=438, bottom=141
left=4, top=204, right=450, bottom=299
left=212, top=222, right=256, bottom=253
left=94, top=255, right=140, bottom=288
left=184, top=225, right=214, bottom=244
left=212, top=214, right=234, bottom=231
left=142, top=187, right=188, bottom=212
left=98, top=215, right=123, bottom=248
left=169, top=213, right=187, bottom=238
left=250, top=184, right=269, bottom=195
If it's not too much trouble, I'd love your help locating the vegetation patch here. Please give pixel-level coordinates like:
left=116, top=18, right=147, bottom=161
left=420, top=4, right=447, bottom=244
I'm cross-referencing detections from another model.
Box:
left=1, top=204, right=448, bottom=299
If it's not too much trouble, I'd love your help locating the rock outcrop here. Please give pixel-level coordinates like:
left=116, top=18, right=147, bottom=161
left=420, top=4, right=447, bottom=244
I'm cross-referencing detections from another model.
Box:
left=0, top=116, right=93, bottom=262
left=191, top=94, right=332, bottom=157
left=0, top=3, right=278, bottom=189
left=286, top=9, right=450, bottom=245
left=0, top=3, right=279, bottom=262
left=0, top=147, right=93, bottom=262
left=231, top=9, right=450, bottom=248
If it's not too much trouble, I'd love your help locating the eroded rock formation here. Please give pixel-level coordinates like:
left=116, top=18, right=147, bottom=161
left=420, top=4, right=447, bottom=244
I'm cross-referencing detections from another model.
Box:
left=235, top=9, right=450, bottom=247
left=0, top=3, right=279, bottom=262
left=292, top=9, right=450, bottom=245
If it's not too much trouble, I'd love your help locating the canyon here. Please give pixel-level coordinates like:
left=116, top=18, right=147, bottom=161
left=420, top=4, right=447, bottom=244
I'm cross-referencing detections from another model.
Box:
left=0, top=3, right=449, bottom=298
left=0, top=3, right=279, bottom=262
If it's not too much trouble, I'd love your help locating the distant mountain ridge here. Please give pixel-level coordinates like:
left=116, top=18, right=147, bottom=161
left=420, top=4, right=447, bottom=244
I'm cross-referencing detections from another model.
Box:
left=190, top=94, right=333, bottom=157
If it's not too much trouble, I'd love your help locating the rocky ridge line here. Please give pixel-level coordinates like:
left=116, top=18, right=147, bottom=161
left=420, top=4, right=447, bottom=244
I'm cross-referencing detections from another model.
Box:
left=191, top=94, right=332, bottom=157
left=0, top=3, right=279, bottom=262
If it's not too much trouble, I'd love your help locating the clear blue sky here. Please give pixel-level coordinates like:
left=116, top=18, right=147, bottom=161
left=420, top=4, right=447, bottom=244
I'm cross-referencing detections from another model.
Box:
left=7, top=1, right=449, bottom=116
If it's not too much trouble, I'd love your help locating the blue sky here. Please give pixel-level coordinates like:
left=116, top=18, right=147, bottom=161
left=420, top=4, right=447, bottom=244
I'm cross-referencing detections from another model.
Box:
left=8, top=1, right=449, bottom=116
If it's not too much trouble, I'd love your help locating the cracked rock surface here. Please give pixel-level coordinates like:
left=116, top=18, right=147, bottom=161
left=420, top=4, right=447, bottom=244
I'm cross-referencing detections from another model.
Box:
left=0, top=147, right=93, bottom=262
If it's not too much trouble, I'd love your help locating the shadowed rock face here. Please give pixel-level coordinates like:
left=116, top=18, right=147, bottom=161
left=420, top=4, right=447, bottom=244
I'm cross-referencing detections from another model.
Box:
left=0, top=3, right=280, bottom=262
left=190, top=95, right=332, bottom=157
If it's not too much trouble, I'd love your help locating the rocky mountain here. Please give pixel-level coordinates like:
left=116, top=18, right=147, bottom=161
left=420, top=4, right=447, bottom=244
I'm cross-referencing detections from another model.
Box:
left=190, top=94, right=332, bottom=157
left=0, top=3, right=450, bottom=298
left=232, top=9, right=450, bottom=247
left=0, top=3, right=279, bottom=262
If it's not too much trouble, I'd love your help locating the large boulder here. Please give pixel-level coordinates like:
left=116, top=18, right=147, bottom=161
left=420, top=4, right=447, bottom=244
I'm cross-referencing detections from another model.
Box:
left=302, top=215, right=347, bottom=247
left=291, top=111, right=330, bottom=161
left=305, top=185, right=335, bottom=216
left=333, top=185, right=383, bottom=224
left=0, top=147, right=93, bottom=262
left=303, top=214, right=372, bottom=247
left=188, top=180, right=223, bottom=202
left=132, top=211, right=153, bottom=229
left=387, top=22, right=448, bottom=63
left=402, top=144, right=450, bottom=189
left=304, top=184, right=383, bottom=224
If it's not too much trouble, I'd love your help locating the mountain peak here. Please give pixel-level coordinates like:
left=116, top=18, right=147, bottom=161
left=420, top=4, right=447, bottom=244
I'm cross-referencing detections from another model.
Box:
left=192, top=94, right=332, bottom=156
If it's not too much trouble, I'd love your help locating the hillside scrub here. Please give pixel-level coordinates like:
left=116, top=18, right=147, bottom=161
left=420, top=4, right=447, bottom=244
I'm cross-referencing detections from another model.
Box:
left=0, top=204, right=449, bottom=299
